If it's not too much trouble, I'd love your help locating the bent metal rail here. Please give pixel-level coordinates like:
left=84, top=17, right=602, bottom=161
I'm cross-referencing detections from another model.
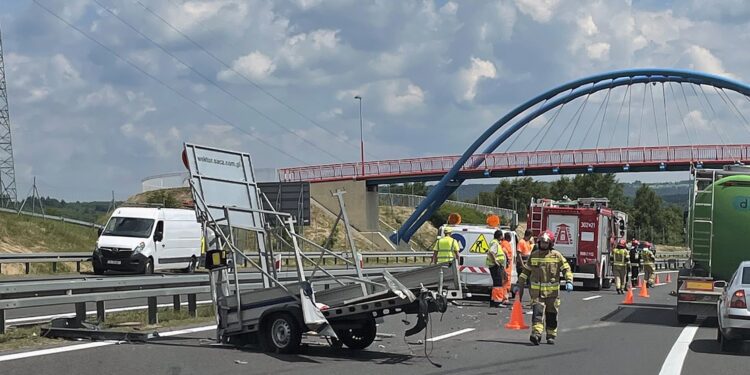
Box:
left=278, top=144, right=750, bottom=183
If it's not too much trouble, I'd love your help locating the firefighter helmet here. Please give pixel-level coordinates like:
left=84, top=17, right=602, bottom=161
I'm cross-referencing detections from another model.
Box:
left=644, top=241, right=652, bottom=249
left=631, top=239, right=639, bottom=247
left=617, top=239, right=627, bottom=248
left=538, top=229, right=555, bottom=249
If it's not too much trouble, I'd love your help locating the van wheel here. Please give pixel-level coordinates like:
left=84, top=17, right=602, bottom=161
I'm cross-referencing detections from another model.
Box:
left=602, top=277, right=612, bottom=290
left=262, top=313, right=302, bottom=354
left=93, top=261, right=105, bottom=275
left=144, top=258, right=154, bottom=275
left=184, top=257, right=197, bottom=273
left=336, top=317, right=377, bottom=350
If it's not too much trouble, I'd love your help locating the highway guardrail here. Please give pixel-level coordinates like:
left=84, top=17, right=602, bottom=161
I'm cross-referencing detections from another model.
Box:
left=0, top=267, right=416, bottom=334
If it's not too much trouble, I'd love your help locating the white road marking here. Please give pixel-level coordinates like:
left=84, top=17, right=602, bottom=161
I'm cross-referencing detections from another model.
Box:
left=582, top=295, right=601, bottom=301
left=6, top=300, right=213, bottom=325
left=658, top=325, right=699, bottom=375
left=426, top=328, right=475, bottom=342
left=654, top=283, right=668, bottom=287
left=0, top=325, right=216, bottom=363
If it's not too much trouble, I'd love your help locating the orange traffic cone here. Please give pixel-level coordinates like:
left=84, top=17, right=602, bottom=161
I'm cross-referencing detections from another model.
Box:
left=639, top=279, right=650, bottom=298
left=666, top=273, right=672, bottom=283
left=622, top=287, right=634, bottom=305
left=655, top=274, right=661, bottom=284
left=504, top=299, right=529, bottom=330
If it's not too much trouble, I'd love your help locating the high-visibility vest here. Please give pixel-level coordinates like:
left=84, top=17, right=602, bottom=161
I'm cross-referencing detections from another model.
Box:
left=612, top=248, right=629, bottom=267
left=486, top=239, right=505, bottom=266
left=433, top=236, right=458, bottom=263
left=641, top=249, right=655, bottom=266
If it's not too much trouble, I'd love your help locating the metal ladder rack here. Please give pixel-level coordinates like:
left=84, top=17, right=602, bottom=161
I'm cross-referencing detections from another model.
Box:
left=690, top=169, right=716, bottom=272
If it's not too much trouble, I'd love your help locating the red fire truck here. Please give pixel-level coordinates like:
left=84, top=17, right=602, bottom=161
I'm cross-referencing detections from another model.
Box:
left=527, top=197, right=628, bottom=290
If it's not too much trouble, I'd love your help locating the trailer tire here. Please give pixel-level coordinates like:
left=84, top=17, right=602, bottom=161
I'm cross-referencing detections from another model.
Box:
left=677, top=314, right=696, bottom=325
left=336, top=317, right=377, bottom=350
left=262, top=313, right=302, bottom=354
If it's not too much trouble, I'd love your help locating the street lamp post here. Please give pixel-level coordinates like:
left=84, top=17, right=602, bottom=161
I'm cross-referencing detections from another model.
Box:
left=354, top=95, right=364, bottom=177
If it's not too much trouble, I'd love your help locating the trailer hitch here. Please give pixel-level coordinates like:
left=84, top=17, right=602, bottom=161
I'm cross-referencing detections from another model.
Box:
left=405, top=288, right=448, bottom=337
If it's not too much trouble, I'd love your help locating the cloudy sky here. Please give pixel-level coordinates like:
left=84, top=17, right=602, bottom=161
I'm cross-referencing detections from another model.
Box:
left=2, top=0, right=750, bottom=201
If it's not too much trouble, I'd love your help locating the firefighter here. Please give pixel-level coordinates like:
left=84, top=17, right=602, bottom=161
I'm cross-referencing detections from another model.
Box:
left=629, top=240, right=641, bottom=288
left=487, top=230, right=507, bottom=307
left=501, top=232, right=513, bottom=305
left=641, top=242, right=656, bottom=288
left=432, top=227, right=460, bottom=264
left=610, top=239, right=630, bottom=294
left=514, top=230, right=573, bottom=345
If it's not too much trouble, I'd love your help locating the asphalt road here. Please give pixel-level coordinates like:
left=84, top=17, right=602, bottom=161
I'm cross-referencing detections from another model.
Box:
left=2, top=273, right=746, bottom=375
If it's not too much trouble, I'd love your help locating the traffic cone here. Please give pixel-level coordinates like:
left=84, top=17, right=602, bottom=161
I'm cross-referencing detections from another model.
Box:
left=655, top=274, right=661, bottom=284
left=639, top=280, right=650, bottom=298
left=504, top=299, right=529, bottom=330
left=666, top=273, right=672, bottom=283
left=622, top=287, right=634, bottom=305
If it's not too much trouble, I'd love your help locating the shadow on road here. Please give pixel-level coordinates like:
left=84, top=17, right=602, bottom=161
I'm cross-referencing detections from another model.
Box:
left=690, top=339, right=749, bottom=357
left=476, top=339, right=534, bottom=347
left=599, top=305, right=683, bottom=327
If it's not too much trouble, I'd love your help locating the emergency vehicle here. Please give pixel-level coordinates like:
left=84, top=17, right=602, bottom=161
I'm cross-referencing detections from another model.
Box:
left=528, top=197, right=628, bottom=290
left=438, top=214, right=518, bottom=294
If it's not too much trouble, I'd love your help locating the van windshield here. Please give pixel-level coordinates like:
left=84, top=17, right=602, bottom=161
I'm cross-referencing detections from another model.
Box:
left=102, top=217, right=155, bottom=238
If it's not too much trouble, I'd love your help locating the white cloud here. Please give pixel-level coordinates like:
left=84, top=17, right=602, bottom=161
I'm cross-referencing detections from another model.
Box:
left=684, top=45, right=735, bottom=79
left=278, top=29, right=340, bottom=68
left=383, top=83, right=425, bottom=114
left=577, top=14, right=598, bottom=36
left=586, top=42, right=610, bottom=61
left=440, top=2, right=459, bottom=16
left=457, top=57, right=498, bottom=102
left=218, top=51, right=277, bottom=81
left=515, top=0, right=560, bottom=23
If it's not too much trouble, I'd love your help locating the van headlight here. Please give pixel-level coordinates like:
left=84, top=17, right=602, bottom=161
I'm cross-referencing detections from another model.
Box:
left=133, top=242, right=146, bottom=254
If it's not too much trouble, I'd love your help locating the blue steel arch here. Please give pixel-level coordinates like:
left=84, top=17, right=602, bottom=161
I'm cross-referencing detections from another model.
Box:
left=393, top=68, right=750, bottom=245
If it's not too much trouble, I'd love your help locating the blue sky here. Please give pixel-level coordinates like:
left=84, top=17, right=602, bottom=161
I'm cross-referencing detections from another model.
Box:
left=2, top=0, right=750, bottom=200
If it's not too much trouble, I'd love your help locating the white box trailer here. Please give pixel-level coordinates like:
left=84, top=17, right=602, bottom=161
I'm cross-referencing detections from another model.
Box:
left=438, top=224, right=518, bottom=293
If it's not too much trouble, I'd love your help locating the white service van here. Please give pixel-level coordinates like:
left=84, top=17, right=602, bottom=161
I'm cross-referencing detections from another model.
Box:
left=438, top=224, right=518, bottom=293
left=93, top=207, right=202, bottom=274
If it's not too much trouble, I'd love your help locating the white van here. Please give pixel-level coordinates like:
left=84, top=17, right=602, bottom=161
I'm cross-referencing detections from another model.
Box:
left=93, top=207, right=202, bottom=274
left=438, top=224, right=518, bottom=293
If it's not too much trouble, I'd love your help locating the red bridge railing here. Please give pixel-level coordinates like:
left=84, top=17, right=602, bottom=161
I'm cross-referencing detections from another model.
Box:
left=278, top=144, right=750, bottom=183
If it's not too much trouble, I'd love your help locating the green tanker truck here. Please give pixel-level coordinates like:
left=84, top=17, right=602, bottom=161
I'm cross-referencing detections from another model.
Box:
left=677, top=165, right=750, bottom=323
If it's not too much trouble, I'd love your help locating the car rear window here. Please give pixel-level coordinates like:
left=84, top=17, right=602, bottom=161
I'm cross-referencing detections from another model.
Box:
left=743, top=267, right=750, bottom=285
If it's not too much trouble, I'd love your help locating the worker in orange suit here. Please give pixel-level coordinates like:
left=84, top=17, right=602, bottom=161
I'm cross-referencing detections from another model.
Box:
left=501, top=231, right=514, bottom=305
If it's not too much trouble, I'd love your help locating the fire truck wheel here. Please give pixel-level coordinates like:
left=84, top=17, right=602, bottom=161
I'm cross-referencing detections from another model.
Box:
left=263, top=313, right=302, bottom=354
left=336, top=317, right=377, bottom=350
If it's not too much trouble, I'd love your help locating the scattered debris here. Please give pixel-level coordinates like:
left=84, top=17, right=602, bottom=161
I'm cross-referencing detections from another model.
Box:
left=234, top=360, right=248, bottom=365
left=378, top=345, right=386, bottom=349
left=417, top=339, right=424, bottom=344
left=487, top=312, right=498, bottom=315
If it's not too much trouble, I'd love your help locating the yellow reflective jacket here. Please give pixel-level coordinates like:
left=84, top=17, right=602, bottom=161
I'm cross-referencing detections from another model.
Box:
left=486, top=239, right=505, bottom=267
left=519, top=249, right=573, bottom=298
left=433, top=236, right=459, bottom=263
left=641, top=248, right=655, bottom=266
left=611, top=248, right=630, bottom=267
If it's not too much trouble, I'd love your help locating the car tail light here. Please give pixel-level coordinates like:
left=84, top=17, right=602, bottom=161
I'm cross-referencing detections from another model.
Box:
left=730, top=290, right=747, bottom=309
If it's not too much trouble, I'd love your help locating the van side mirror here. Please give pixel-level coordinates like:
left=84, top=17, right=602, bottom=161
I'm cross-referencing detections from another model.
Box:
left=154, top=231, right=163, bottom=242
left=714, top=280, right=727, bottom=289
left=97, top=228, right=103, bottom=236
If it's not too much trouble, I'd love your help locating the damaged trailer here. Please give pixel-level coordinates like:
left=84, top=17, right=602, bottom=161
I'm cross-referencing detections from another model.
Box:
left=183, top=143, right=459, bottom=353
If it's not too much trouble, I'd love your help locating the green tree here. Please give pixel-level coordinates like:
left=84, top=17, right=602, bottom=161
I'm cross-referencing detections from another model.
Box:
left=632, top=184, right=662, bottom=241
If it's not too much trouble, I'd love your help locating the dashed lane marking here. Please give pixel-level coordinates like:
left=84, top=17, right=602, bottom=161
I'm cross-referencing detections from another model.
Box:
left=582, top=295, right=602, bottom=301
left=426, top=328, right=475, bottom=342
left=658, top=325, right=699, bottom=375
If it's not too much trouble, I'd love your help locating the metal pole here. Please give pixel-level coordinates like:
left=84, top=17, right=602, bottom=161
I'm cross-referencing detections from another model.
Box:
left=355, top=95, right=364, bottom=177
left=333, top=189, right=367, bottom=295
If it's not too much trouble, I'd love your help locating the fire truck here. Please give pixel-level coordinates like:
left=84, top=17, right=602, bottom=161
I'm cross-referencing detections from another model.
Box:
left=527, top=197, right=629, bottom=290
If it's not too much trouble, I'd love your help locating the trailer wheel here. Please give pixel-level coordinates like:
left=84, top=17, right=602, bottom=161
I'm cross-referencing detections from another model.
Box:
left=263, top=313, right=302, bottom=354
left=336, top=317, right=377, bottom=350
left=677, top=314, right=696, bottom=325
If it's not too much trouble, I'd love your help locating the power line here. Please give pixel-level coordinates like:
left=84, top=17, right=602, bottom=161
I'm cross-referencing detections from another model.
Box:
left=92, top=0, right=344, bottom=163
left=31, top=0, right=307, bottom=165
left=134, top=0, right=382, bottom=160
